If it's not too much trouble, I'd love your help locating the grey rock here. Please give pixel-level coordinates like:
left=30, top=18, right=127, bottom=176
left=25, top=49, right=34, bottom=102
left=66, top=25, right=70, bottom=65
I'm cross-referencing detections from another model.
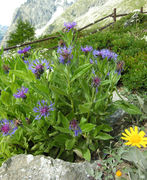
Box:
left=0, top=154, right=99, bottom=180
left=106, top=91, right=128, bottom=125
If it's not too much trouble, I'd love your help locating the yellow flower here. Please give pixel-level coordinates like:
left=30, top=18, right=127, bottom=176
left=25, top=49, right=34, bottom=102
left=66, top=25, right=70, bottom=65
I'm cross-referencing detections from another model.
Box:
left=121, top=126, right=147, bottom=148
left=116, top=170, right=122, bottom=177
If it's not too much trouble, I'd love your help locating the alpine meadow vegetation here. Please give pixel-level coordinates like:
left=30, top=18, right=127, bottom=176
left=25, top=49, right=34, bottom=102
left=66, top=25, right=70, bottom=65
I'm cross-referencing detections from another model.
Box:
left=0, top=13, right=147, bottom=180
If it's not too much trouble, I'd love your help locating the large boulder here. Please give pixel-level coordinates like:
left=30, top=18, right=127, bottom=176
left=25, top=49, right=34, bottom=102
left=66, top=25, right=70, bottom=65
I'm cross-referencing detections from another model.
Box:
left=0, top=154, right=99, bottom=180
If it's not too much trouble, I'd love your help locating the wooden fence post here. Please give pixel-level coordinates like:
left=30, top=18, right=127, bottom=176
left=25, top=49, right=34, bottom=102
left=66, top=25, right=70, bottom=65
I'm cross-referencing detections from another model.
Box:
left=113, top=8, right=117, bottom=22
left=140, top=7, right=143, bottom=13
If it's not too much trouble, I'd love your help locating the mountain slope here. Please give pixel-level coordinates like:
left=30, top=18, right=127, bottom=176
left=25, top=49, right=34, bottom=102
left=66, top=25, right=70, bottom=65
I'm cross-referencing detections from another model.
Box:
left=43, top=0, right=147, bottom=34
left=0, top=25, right=8, bottom=45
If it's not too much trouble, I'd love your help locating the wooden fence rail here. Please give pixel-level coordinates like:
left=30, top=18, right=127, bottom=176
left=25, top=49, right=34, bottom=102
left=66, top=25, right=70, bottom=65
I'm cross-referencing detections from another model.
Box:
left=0, top=7, right=146, bottom=52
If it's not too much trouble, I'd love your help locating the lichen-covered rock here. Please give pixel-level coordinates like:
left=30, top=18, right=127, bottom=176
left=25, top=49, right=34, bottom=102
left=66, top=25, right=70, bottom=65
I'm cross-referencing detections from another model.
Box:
left=0, top=154, right=99, bottom=180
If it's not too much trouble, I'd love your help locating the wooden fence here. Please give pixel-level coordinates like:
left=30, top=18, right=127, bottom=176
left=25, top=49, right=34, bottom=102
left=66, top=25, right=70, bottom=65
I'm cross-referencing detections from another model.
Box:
left=1, top=7, right=147, bottom=52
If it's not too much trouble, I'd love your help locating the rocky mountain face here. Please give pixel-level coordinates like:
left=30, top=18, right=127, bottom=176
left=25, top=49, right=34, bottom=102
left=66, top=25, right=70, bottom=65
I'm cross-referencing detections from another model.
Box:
left=1, top=0, right=76, bottom=47
left=0, top=25, right=8, bottom=46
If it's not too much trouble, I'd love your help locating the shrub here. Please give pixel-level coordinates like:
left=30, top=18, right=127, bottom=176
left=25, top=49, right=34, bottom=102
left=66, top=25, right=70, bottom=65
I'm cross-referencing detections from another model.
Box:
left=122, top=51, right=147, bottom=91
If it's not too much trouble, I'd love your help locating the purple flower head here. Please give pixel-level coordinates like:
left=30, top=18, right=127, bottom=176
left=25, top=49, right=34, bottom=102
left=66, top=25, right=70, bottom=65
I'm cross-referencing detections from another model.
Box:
left=13, top=86, right=28, bottom=99
left=18, top=46, right=31, bottom=54
left=69, top=119, right=82, bottom=136
left=93, top=49, right=118, bottom=61
left=106, top=72, right=110, bottom=76
left=92, top=74, right=101, bottom=93
left=90, top=59, right=94, bottom=64
left=24, top=60, right=29, bottom=65
left=33, top=100, right=54, bottom=120
left=57, top=46, right=73, bottom=64
left=28, top=59, right=50, bottom=78
left=64, top=22, right=77, bottom=32
left=0, top=119, right=18, bottom=136
left=92, top=76, right=101, bottom=88
left=81, top=46, right=93, bottom=53
left=116, top=61, right=125, bottom=75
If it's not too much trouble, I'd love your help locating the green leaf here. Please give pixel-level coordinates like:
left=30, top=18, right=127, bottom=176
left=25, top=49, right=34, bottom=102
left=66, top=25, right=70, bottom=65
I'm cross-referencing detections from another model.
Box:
left=53, top=126, right=71, bottom=134
left=9, top=70, right=36, bottom=82
left=79, top=103, right=92, bottom=113
left=58, top=111, right=69, bottom=128
left=1, top=91, right=12, bottom=106
left=114, top=100, right=142, bottom=114
left=54, top=134, right=69, bottom=146
left=50, top=85, right=67, bottom=96
left=82, top=148, right=91, bottom=161
left=95, top=132, right=113, bottom=140
left=93, top=125, right=104, bottom=137
left=73, top=148, right=83, bottom=158
left=30, top=82, right=50, bottom=100
left=65, top=138, right=76, bottom=150
left=79, top=117, right=87, bottom=125
left=80, top=123, right=96, bottom=133
left=100, top=80, right=111, bottom=86
left=102, top=124, right=113, bottom=132
left=71, top=64, right=92, bottom=82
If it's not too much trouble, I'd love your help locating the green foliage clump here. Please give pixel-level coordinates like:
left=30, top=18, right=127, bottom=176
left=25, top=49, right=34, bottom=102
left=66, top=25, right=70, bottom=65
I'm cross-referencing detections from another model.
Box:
left=7, top=19, right=35, bottom=47
left=122, top=52, right=147, bottom=91
left=0, top=28, right=141, bottom=166
left=78, top=13, right=147, bottom=91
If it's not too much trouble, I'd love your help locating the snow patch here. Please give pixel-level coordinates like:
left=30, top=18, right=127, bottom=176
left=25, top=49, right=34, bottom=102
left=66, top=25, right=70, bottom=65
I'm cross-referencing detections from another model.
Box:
left=35, top=6, right=64, bottom=37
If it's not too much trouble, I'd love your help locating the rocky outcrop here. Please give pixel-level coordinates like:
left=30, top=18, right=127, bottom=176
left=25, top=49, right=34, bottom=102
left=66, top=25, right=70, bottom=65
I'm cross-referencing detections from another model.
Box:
left=0, top=154, right=99, bottom=180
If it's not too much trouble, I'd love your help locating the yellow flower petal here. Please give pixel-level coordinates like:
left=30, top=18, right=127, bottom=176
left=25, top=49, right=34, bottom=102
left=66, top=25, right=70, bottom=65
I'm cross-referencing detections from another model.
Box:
left=125, top=129, right=131, bottom=136
left=122, top=133, right=129, bottom=137
left=121, top=137, right=129, bottom=140
left=130, top=127, right=135, bottom=134
left=125, top=142, right=132, bottom=146
left=141, top=143, right=147, bottom=148
left=136, top=144, right=141, bottom=148
left=139, top=131, right=145, bottom=137
left=134, top=126, right=138, bottom=134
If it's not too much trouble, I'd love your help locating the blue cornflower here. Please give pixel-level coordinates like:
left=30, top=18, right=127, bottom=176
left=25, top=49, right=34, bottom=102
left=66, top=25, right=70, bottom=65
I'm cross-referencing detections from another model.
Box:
left=92, top=76, right=101, bottom=88
left=64, top=22, right=77, bottom=32
left=81, top=46, right=93, bottom=53
left=0, top=119, right=18, bottom=136
left=57, top=46, right=73, bottom=64
left=92, top=73, right=101, bottom=93
left=116, top=61, right=125, bottom=75
left=69, top=119, right=82, bottom=136
left=90, top=59, right=94, bottom=64
left=106, top=72, right=110, bottom=76
left=33, top=100, right=54, bottom=120
left=93, top=49, right=118, bottom=60
left=13, top=87, right=28, bottom=99
left=24, top=60, right=29, bottom=65
left=18, top=46, right=31, bottom=54
left=28, top=59, right=50, bottom=78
